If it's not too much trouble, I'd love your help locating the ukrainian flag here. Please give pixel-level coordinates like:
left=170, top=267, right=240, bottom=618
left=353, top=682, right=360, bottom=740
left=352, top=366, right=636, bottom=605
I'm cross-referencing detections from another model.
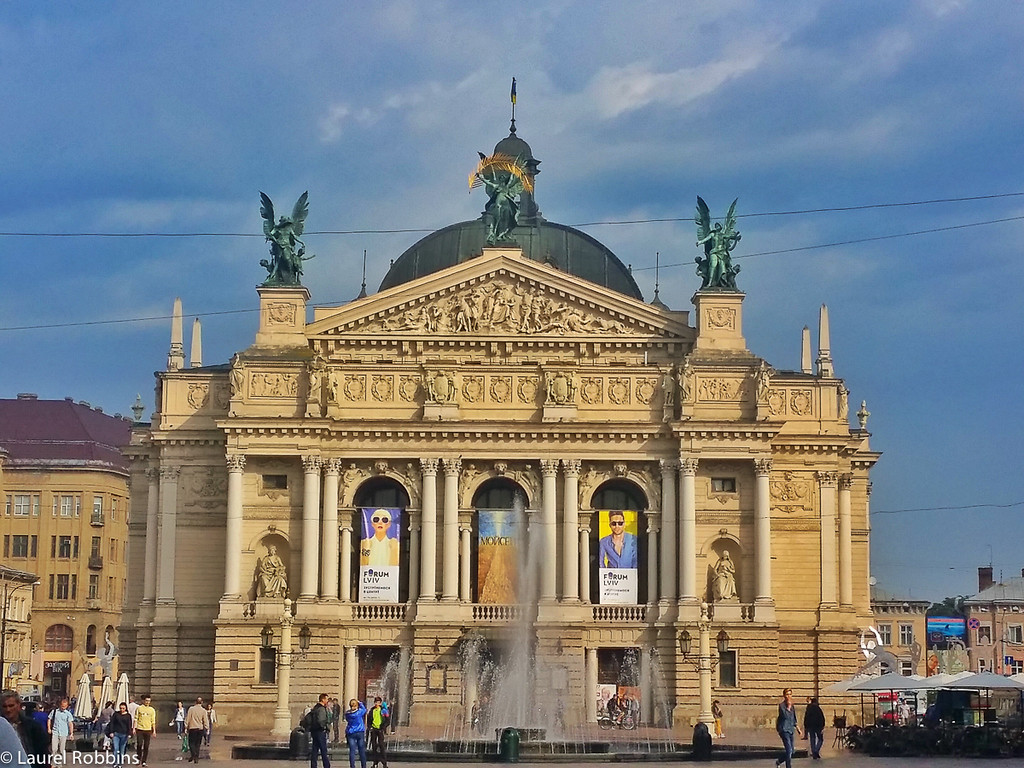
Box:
left=510, top=77, right=517, bottom=105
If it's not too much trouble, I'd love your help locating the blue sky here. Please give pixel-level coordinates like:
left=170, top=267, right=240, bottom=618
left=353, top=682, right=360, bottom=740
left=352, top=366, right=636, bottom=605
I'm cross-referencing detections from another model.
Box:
left=2, top=1, right=1022, bottom=602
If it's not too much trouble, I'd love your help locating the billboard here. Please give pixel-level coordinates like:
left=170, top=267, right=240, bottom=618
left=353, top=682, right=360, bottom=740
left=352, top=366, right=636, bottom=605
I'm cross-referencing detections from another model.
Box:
left=359, top=507, right=401, bottom=602
left=927, top=617, right=967, bottom=647
left=598, top=510, right=639, bottom=604
left=478, top=510, right=519, bottom=603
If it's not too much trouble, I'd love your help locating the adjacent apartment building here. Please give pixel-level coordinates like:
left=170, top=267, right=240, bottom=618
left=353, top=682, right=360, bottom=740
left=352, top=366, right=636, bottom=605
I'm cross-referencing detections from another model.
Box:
left=1, top=394, right=132, bottom=698
left=964, top=566, right=1024, bottom=675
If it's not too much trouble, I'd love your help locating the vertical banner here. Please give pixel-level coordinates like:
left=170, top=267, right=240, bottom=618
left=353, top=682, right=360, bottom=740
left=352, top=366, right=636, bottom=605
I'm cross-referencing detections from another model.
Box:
left=598, top=510, right=639, bottom=604
left=477, top=510, right=518, bottom=603
left=359, top=507, right=401, bottom=602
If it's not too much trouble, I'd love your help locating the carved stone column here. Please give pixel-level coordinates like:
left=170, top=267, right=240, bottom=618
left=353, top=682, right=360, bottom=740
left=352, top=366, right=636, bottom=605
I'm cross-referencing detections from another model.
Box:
left=646, top=515, right=660, bottom=604
left=540, top=459, right=559, bottom=601
left=419, top=459, right=439, bottom=601
left=321, top=459, right=341, bottom=600
left=838, top=474, right=853, bottom=607
left=562, top=460, right=581, bottom=602
left=659, top=459, right=678, bottom=602
left=579, top=523, right=592, bottom=604
left=142, top=467, right=159, bottom=608
left=156, top=465, right=180, bottom=605
left=408, top=521, right=420, bottom=605
left=678, top=458, right=698, bottom=609
left=224, top=454, right=246, bottom=599
left=340, top=521, right=353, bottom=602
left=459, top=525, right=471, bottom=602
left=441, top=458, right=461, bottom=602
left=817, top=471, right=839, bottom=608
left=344, top=645, right=358, bottom=703
left=585, top=647, right=599, bottom=722
left=300, top=456, right=323, bottom=600
left=754, top=458, right=775, bottom=621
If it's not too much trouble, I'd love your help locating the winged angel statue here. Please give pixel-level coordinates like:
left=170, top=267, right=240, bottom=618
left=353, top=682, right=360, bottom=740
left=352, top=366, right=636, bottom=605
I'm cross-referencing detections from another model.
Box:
left=469, top=152, right=534, bottom=245
left=259, top=191, right=315, bottom=286
left=695, top=196, right=742, bottom=290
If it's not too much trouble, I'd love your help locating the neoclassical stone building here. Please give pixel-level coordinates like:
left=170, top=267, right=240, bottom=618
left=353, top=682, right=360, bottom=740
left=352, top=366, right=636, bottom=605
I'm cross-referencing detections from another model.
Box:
left=121, top=125, right=879, bottom=731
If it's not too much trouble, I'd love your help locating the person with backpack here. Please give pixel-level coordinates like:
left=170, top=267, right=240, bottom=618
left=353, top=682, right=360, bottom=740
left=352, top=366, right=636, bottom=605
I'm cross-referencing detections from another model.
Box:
left=306, top=693, right=332, bottom=768
left=365, top=698, right=389, bottom=768
left=343, top=698, right=367, bottom=768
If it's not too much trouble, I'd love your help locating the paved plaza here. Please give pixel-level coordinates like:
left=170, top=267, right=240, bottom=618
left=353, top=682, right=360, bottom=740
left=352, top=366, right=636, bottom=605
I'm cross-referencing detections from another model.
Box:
left=49, top=731, right=1024, bottom=768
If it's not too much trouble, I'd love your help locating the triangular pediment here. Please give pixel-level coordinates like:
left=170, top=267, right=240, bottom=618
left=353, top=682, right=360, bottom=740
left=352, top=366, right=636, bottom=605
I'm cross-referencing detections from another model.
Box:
left=307, top=248, right=693, bottom=340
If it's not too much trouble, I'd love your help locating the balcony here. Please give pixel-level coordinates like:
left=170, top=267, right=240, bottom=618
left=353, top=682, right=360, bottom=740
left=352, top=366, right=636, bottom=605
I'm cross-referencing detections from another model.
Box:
left=90, top=512, right=104, bottom=527
left=88, top=555, right=104, bottom=570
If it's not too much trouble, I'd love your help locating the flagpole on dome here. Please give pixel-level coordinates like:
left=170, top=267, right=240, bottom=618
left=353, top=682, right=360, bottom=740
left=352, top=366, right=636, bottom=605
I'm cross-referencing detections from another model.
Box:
left=510, top=77, right=517, bottom=134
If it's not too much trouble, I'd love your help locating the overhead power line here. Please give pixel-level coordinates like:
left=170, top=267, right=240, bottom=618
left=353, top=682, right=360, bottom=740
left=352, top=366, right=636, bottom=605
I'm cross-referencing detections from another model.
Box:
left=872, top=500, right=1024, bottom=515
left=0, top=192, right=1020, bottom=239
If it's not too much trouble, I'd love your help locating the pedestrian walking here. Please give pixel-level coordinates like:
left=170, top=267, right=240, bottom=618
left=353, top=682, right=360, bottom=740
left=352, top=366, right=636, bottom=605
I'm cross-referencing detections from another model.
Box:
left=173, top=701, right=186, bottom=737
left=204, top=702, right=217, bottom=746
left=308, top=693, right=333, bottom=768
left=803, top=696, right=826, bottom=760
left=48, top=697, right=74, bottom=762
left=0, top=690, right=48, bottom=765
left=366, top=697, right=389, bottom=768
left=343, top=698, right=367, bottom=768
left=331, top=698, right=342, bottom=744
left=711, top=700, right=724, bottom=739
left=774, top=688, right=803, bottom=768
left=184, top=697, right=210, bottom=763
left=106, top=702, right=134, bottom=768
left=135, top=695, right=157, bottom=766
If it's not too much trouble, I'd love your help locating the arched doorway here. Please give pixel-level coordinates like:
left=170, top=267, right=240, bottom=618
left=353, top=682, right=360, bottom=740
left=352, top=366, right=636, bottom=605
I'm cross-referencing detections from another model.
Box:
left=352, top=477, right=411, bottom=602
left=589, top=480, right=649, bottom=603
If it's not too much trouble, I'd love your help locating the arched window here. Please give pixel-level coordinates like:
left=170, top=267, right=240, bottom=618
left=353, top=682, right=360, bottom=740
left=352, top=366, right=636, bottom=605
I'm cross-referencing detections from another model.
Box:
left=590, top=480, right=650, bottom=604
left=86, top=625, right=97, bottom=656
left=353, top=477, right=411, bottom=602
left=472, top=478, right=528, bottom=603
left=45, top=624, right=74, bottom=652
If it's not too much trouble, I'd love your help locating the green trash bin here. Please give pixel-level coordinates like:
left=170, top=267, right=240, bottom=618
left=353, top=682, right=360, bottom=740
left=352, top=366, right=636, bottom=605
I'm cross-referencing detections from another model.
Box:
left=498, top=727, right=520, bottom=763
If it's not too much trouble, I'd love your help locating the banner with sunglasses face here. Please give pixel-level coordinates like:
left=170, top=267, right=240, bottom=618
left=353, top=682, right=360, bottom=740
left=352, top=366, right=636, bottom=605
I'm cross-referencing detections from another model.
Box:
left=598, top=509, right=638, bottom=604
left=359, top=507, right=401, bottom=602
left=477, top=509, right=519, bottom=603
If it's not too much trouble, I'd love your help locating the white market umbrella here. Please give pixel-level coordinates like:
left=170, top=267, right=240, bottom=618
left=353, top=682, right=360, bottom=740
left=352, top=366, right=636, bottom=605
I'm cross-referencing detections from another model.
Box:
left=823, top=675, right=872, bottom=693
left=99, top=676, right=114, bottom=709
left=848, top=673, right=925, bottom=692
left=74, top=673, right=94, bottom=719
left=944, top=671, right=1024, bottom=690
left=115, top=672, right=130, bottom=707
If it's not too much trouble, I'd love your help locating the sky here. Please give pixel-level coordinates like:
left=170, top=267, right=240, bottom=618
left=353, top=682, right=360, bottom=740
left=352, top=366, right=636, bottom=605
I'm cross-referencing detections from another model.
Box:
left=1, top=1, right=1022, bottom=603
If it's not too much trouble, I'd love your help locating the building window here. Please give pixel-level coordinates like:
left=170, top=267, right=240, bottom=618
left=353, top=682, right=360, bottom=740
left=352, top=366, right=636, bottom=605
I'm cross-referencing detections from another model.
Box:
left=979, top=659, right=988, bottom=672
left=108, top=577, right=115, bottom=602
left=109, top=539, right=117, bottom=562
left=86, top=625, right=97, bottom=655
left=899, top=624, right=914, bottom=646
left=88, top=575, right=100, bottom=600
left=60, top=496, right=74, bottom=517
left=57, top=536, right=72, bottom=558
left=877, top=624, right=892, bottom=646
left=2, top=536, right=6, bottom=556
left=11, top=535, right=30, bottom=558
left=978, top=625, right=992, bottom=644
left=711, top=478, right=737, bottom=493
left=1009, top=659, right=1024, bottom=676
left=262, top=474, right=288, bottom=490
left=1008, top=625, right=1024, bottom=645
left=899, top=660, right=913, bottom=676
left=259, top=647, right=277, bottom=684
left=13, top=494, right=31, bottom=516
left=55, top=574, right=70, bottom=600
left=71, top=574, right=77, bottom=600
left=4, top=495, right=10, bottom=515
left=718, top=650, right=738, bottom=688
left=44, top=624, right=74, bottom=652
left=91, top=537, right=102, bottom=558
left=111, top=498, right=119, bottom=521
left=93, top=496, right=103, bottom=518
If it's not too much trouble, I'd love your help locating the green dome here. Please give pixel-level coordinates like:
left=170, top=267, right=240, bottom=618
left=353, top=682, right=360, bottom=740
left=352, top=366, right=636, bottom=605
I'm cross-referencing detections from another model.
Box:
left=379, top=218, right=644, bottom=300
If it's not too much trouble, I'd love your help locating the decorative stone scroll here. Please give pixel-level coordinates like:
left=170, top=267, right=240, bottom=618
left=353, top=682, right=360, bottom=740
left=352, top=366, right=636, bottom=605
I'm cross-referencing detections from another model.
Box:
left=364, top=279, right=630, bottom=337
left=187, top=382, right=210, bottom=410
left=545, top=371, right=577, bottom=405
left=769, top=471, right=811, bottom=513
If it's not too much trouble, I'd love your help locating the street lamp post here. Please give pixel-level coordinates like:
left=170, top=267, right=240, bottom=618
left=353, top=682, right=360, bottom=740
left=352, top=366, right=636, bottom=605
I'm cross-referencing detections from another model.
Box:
left=0, top=579, right=40, bottom=689
left=271, top=599, right=294, bottom=737
left=679, top=603, right=730, bottom=728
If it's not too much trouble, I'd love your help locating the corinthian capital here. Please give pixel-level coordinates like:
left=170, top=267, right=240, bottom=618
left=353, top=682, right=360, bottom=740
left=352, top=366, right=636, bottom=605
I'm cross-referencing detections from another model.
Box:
left=561, top=459, right=581, bottom=477
left=816, top=471, right=839, bottom=487
left=540, top=459, right=560, bottom=476
left=159, top=465, right=181, bottom=481
left=754, top=458, right=773, bottom=476
left=226, top=454, right=247, bottom=472
left=420, top=457, right=439, bottom=475
left=302, top=455, right=323, bottom=474
left=679, top=458, right=699, bottom=476
left=442, top=457, right=461, bottom=476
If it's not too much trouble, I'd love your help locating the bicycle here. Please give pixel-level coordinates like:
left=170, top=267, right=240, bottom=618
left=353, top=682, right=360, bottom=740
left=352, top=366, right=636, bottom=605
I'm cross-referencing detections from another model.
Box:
left=597, top=709, right=638, bottom=730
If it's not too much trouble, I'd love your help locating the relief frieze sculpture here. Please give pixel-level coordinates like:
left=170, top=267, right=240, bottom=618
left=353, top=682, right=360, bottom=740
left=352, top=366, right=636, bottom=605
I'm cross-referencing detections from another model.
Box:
left=580, top=377, right=603, bottom=404
left=365, top=279, right=629, bottom=336
left=489, top=376, right=512, bottom=403
left=770, top=471, right=812, bottom=513
left=188, top=467, right=227, bottom=509
left=250, top=371, right=300, bottom=398
left=187, top=382, right=210, bottom=410
left=425, top=370, right=457, bottom=404
left=790, top=389, right=813, bottom=416
left=697, top=377, right=741, bottom=402
left=635, top=377, right=657, bottom=405
left=545, top=371, right=577, bottom=405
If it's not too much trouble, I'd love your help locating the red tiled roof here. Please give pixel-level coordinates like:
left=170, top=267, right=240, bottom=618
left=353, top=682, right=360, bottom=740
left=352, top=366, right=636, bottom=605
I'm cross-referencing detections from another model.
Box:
left=0, top=396, right=132, bottom=473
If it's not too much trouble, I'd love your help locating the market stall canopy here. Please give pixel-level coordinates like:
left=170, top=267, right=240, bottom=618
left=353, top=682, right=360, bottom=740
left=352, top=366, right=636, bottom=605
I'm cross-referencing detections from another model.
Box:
left=73, top=674, right=93, bottom=719
left=848, top=673, right=925, bottom=692
left=114, top=672, right=130, bottom=707
left=944, top=671, right=1024, bottom=690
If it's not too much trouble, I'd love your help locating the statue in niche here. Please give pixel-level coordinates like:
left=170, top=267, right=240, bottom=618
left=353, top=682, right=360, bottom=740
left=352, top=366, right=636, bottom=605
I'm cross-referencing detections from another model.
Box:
left=712, top=551, right=737, bottom=601
left=695, top=196, right=741, bottom=291
left=259, top=191, right=315, bottom=286
left=256, top=544, right=288, bottom=598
